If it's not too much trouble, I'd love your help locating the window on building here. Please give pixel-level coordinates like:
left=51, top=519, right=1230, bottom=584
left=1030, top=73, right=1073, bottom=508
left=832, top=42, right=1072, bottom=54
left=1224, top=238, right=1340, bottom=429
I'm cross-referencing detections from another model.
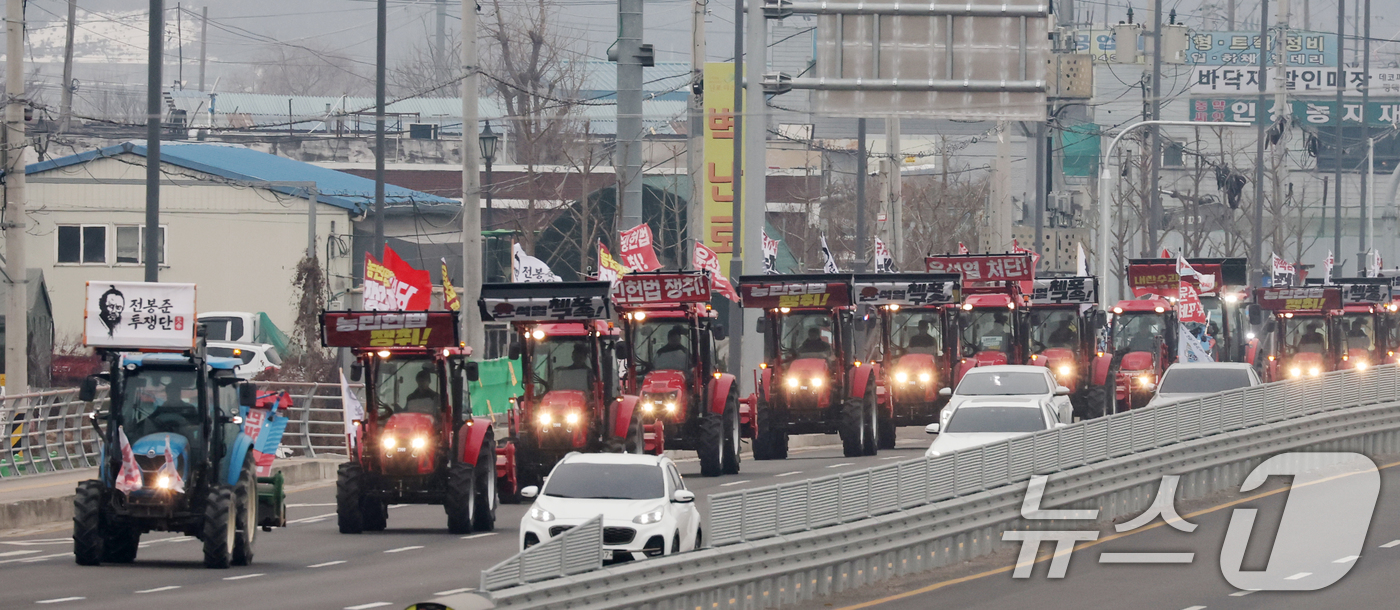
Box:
left=57, top=225, right=106, bottom=264
left=115, top=225, right=166, bottom=265
left=1163, top=141, right=1186, bottom=168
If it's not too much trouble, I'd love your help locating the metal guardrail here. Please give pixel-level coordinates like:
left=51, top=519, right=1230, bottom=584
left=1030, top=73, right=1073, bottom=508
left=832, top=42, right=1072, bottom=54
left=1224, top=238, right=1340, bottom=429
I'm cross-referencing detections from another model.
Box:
left=0, top=382, right=360, bottom=479
left=481, top=515, right=604, bottom=591
left=460, top=365, right=1400, bottom=608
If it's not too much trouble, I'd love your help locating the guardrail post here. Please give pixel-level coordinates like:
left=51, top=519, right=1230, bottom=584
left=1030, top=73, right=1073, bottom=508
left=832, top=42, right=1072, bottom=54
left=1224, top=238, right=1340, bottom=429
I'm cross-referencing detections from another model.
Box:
left=300, top=383, right=317, bottom=457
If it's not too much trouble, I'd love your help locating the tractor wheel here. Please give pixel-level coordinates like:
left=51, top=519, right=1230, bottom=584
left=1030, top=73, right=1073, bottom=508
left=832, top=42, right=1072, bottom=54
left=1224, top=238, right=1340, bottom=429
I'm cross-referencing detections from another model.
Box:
left=862, top=384, right=880, bottom=456
left=876, top=390, right=896, bottom=450
left=101, top=524, right=140, bottom=564
left=752, top=401, right=784, bottom=461
left=1081, top=385, right=1107, bottom=420
left=361, top=498, right=388, bottom=531
left=336, top=462, right=365, bottom=534
left=445, top=460, right=477, bottom=535
left=73, top=480, right=104, bottom=566
left=721, top=391, right=742, bottom=475
left=840, top=395, right=867, bottom=458
left=473, top=439, right=498, bottom=532
left=696, top=411, right=723, bottom=477
left=232, top=456, right=257, bottom=566
left=202, top=487, right=236, bottom=569
left=625, top=412, right=646, bottom=455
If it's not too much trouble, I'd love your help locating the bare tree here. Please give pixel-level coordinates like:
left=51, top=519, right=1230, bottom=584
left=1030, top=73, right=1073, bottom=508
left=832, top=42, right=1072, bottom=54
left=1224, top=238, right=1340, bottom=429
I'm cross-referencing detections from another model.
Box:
left=483, top=0, right=586, bottom=168
left=227, top=42, right=370, bottom=97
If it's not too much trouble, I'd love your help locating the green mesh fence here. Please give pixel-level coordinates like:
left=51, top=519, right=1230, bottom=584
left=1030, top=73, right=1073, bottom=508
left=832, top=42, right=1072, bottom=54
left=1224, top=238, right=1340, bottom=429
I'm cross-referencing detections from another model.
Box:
left=469, top=357, right=524, bottom=417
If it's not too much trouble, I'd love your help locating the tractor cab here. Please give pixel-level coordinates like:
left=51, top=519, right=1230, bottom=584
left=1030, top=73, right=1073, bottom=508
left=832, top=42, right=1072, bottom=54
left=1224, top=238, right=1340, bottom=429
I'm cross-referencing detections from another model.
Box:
left=1318, top=279, right=1394, bottom=371
left=1025, top=276, right=1103, bottom=414
left=852, top=273, right=962, bottom=427
left=1095, top=295, right=1176, bottom=412
left=924, top=252, right=1036, bottom=385
left=1253, top=286, right=1343, bottom=381
left=1127, top=258, right=1252, bottom=364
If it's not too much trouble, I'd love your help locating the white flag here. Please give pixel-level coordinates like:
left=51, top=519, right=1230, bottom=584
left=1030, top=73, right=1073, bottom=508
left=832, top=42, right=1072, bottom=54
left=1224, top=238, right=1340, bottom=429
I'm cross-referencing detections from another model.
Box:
left=761, top=229, right=779, bottom=275
left=1178, top=323, right=1213, bottom=363
left=1369, top=249, right=1382, bottom=278
left=820, top=234, right=840, bottom=273
left=1076, top=242, right=1088, bottom=276
left=1323, top=250, right=1335, bottom=284
left=873, top=238, right=897, bottom=273
left=341, top=369, right=365, bottom=448
left=512, top=243, right=561, bottom=283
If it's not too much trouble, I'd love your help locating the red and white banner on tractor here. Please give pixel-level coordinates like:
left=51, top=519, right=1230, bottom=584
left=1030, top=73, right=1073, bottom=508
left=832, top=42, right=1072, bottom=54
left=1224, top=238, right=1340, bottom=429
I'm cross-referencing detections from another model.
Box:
left=620, top=224, right=663, bottom=272
left=924, top=253, right=1034, bottom=282
left=615, top=273, right=711, bottom=305
left=693, top=243, right=740, bottom=302
left=364, top=246, right=432, bottom=311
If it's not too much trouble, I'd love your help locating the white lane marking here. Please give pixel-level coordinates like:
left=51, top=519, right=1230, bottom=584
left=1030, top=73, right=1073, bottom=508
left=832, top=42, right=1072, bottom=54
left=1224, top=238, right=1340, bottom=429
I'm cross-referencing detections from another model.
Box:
left=222, top=573, right=265, bottom=581
left=308, top=560, right=346, bottom=568
left=880, top=456, right=904, bottom=460
left=718, top=480, right=751, bottom=487
left=774, top=471, right=803, bottom=477
left=288, top=503, right=337, bottom=507
left=297, top=518, right=328, bottom=524
left=2, top=538, right=71, bottom=546
left=1229, top=591, right=1257, bottom=597
left=2, top=552, right=71, bottom=564
left=136, top=586, right=181, bottom=594
left=1334, top=555, right=1360, bottom=564
left=287, top=512, right=336, bottom=524
left=35, top=598, right=85, bottom=604
left=434, top=588, right=474, bottom=596
left=1382, top=540, right=1400, bottom=548
left=826, top=463, right=854, bottom=469
left=139, top=536, right=195, bottom=548
left=384, top=546, right=424, bottom=554
left=344, top=603, right=393, bottom=610
left=461, top=533, right=496, bottom=540
left=0, top=550, right=41, bottom=557
left=1181, top=606, right=1207, bottom=610
left=1285, top=572, right=1312, bottom=580
left=389, top=504, right=408, bottom=509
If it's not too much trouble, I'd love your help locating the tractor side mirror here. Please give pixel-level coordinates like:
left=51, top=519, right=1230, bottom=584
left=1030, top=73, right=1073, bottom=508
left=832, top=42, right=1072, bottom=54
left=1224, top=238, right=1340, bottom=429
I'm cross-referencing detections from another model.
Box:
left=78, top=375, right=101, bottom=402
left=1095, top=310, right=1109, bottom=328
left=1263, top=319, right=1277, bottom=334
left=756, top=317, right=768, bottom=334
left=1248, top=304, right=1262, bottom=326
left=712, top=324, right=727, bottom=341
left=614, top=341, right=630, bottom=360
left=508, top=341, right=522, bottom=361
left=464, top=361, right=480, bottom=382
left=239, top=382, right=259, bottom=406
left=350, top=362, right=363, bottom=382
left=520, top=485, right=539, bottom=499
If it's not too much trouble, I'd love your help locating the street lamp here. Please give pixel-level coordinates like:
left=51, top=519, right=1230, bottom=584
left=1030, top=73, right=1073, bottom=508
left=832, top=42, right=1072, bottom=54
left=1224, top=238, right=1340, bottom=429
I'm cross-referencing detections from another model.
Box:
left=479, top=121, right=498, bottom=217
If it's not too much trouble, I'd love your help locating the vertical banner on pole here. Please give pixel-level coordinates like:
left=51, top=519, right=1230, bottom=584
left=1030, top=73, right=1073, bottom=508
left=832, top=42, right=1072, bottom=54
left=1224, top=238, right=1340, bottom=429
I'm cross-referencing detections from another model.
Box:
left=703, top=62, right=740, bottom=271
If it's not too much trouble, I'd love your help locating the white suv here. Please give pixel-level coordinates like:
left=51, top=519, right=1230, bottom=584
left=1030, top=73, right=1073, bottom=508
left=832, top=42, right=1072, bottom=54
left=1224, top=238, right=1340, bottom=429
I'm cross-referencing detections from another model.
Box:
left=519, top=453, right=702, bottom=563
left=206, top=341, right=282, bottom=380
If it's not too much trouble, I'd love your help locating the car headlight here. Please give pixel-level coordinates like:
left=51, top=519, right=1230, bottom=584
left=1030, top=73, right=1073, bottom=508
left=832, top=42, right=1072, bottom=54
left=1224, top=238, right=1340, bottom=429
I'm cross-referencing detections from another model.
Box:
left=632, top=508, right=665, bottom=525
left=529, top=506, right=555, bottom=522
left=538, top=412, right=553, bottom=426
left=382, top=436, right=397, bottom=449
left=918, top=372, right=932, bottom=383
left=1058, top=365, right=1072, bottom=377
left=1309, top=367, right=1320, bottom=377
left=786, top=376, right=799, bottom=388
left=565, top=411, right=580, bottom=425
left=410, top=436, right=427, bottom=450
left=156, top=475, right=172, bottom=490
left=895, top=371, right=909, bottom=383
left=1289, top=367, right=1302, bottom=378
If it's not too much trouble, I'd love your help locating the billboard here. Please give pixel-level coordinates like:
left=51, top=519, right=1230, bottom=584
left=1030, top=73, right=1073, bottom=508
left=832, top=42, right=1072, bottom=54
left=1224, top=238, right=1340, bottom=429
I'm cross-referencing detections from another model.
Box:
left=703, top=62, right=739, bottom=272
left=1189, top=66, right=1400, bottom=96
left=84, top=282, right=196, bottom=350
left=1189, top=97, right=1400, bottom=127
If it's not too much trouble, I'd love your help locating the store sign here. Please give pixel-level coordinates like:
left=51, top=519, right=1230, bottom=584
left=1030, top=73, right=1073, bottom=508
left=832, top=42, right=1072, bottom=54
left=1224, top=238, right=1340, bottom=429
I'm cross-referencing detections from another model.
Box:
left=1189, top=98, right=1400, bottom=127
left=1185, top=30, right=1335, bottom=66
left=84, top=282, right=196, bottom=350
left=1189, top=66, right=1400, bottom=96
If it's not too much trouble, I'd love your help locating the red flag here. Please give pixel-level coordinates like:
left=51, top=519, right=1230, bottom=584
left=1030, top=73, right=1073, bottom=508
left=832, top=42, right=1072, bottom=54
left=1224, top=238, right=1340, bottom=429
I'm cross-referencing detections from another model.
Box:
left=957, top=242, right=969, bottom=255
left=1161, top=248, right=1172, bottom=258
left=115, top=426, right=142, bottom=494
left=1011, top=239, right=1041, bottom=270
left=693, top=243, right=739, bottom=302
left=363, top=246, right=432, bottom=310
left=620, top=224, right=663, bottom=272
left=157, top=436, right=186, bottom=493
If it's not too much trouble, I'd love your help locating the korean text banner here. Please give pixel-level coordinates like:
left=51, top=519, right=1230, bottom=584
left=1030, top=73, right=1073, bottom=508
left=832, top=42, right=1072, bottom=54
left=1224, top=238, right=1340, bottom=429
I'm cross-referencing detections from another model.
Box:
left=619, top=224, right=663, bottom=272
left=321, top=311, right=460, bottom=349
left=1189, top=66, right=1400, bottom=96
left=1339, top=283, right=1393, bottom=304
left=1189, top=97, right=1400, bottom=127
left=364, top=246, right=432, bottom=311
left=924, top=254, right=1034, bottom=282
left=1255, top=287, right=1341, bottom=312
left=738, top=275, right=852, bottom=309
left=852, top=274, right=960, bottom=306
left=703, top=62, right=740, bottom=272
left=1030, top=277, right=1098, bottom=304
left=85, top=282, right=197, bottom=350
left=693, top=242, right=740, bottom=302
left=614, top=273, right=711, bottom=305
left=478, top=281, right=613, bottom=322
left=1184, top=30, right=1336, bottom=66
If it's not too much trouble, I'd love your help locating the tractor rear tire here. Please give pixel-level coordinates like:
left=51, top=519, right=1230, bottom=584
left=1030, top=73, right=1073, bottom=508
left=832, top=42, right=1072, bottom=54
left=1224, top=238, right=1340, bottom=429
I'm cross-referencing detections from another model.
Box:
left=1081, top=385, right=1106, bottom=420
left=361, top=498, right=388, bottom=531
left=876, top=394, right=896, bottom=450
left=721, top=392, right=742, bottom=475
left=336, top=463, right=365, bottom=534
left=232, top=456, right=257, bottom=566
left=203, top=487, right=235, bottom=569
left=840, top=397, right=867, bottom=458
left=696, top=412, right=723, bottom=477
left=73, top=480, right=104, bottom=566
left=445, top=461, right=477, bottom=535
left=102, top=524, right=140, bottom=564
left=862, top=385, right=880, bottom=456
left=625, top=413, right=645, bottom=455
left=473, top=439, right=498, bottom=532
left=752, top=401, right=785, bottom=461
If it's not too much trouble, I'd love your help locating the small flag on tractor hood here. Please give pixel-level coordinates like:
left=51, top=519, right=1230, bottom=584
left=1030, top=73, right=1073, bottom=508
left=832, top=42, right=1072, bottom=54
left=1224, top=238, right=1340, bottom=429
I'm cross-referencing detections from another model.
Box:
left=957, top=242, right=969, bottom=254
left=115, top=426, right=142, bottom=495
left=341, top=369, right=365, bottom=449
left=157, top=436, right=186, bottom=494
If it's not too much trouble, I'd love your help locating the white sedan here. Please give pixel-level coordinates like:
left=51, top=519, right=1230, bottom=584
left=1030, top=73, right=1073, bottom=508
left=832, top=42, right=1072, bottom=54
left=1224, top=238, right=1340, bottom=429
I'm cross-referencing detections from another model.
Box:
left=925, top=398, right=1065, bottom=456
left=938, top=365, right=1072, bottom=429
left=1144, top=362, right=1261, bottom=409
left=519, top=453, right=702, bottom=563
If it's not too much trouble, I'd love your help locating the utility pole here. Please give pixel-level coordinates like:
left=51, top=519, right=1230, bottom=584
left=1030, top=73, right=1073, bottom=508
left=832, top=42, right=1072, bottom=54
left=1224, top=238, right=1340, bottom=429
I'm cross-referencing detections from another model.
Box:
left=614, top=0, right=645, bottom=231
left=988, top=121, right=1011, bottom=252
left=1333, top=0, right=1345, bottom=275
left=885, top=118, right=903, bottom=265
left=1358, top=0, right=1370, bottom=272
left=5, top=0, right=29, bottom=394
left=145, top=0, right=164, bottom=282
left=726, top=0, right=744, bottom=382
left=855, top=119, right=867, bottom=271
left=1252, top=0, right=1267, bottom=285
left=1273, top=0, right=1289, bottom=275
left=1228, top=0, right=1236, bottom=29
left=198, top=6, right=207, bottom=92
left=686, top=0, right=705, bottom=256
left=374, top=0, right=387, bottom=258
left=1033, top=119, right=1046, bottom=255
left=436, top=0, right=447, bottom=68
left=461, top=0, right=484, bottom=352
left=1303, top=0, right=1310, bottom=30
left=740, top=0, right=765, bottom=385
left=60, top=0, right=76, bottom=132
left=1147, top=0, right=1163, bottom=254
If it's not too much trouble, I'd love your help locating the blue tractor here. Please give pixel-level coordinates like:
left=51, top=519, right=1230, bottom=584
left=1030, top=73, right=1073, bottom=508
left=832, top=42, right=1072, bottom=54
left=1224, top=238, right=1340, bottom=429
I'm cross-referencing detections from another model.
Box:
left=73, top=345, right=288, bottom=568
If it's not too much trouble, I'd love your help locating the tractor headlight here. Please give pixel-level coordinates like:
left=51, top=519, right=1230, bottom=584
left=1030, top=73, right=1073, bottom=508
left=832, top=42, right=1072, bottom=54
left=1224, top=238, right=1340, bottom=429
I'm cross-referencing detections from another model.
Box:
left=1058, top=365, right=1072, bottom=377
left=1309, top=367, right=1320, bottom=377
left=530, top=506, right=555, bottom=522
left=410, top=436, right=427, bottom=450
left=538, top=412, right=553, bottom=426
left=1289, top=367, right=1302, bottom=378
left=1356, top=360, right=1370, bottom=370
left=564, top=411, right=580, bottom=425
left=642, top=401, right=655, bottom=413
left=918, top=372, right=932, bottom=383
left=633, top=508, right=665, bottom=525
left=156, top=475, right=172, bottom=490
left=786, top=376, right=799, bottom=388
left=810, top=377, right=823, bottom=388
left=895, top=371, right=909, bottom=383
left=664, top=402, right=677, bottom=413
left=382, top=436, right=398, bottom=449
left=531, top=329, right=545, bottom=340
left=1137, top=374, right=1153, bottom=387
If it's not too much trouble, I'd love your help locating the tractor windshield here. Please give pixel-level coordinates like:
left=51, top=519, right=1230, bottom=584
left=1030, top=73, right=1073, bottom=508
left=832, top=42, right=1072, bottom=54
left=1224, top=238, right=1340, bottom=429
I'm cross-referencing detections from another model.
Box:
left=891, top=310, right=942, bottom=356
left=631, top=318, right=693, bottom=376
left=1339, top=313, right=1376, bottom=353
left=780, top=312, right=836, bottom=360
left=374, top=358, right=443, bottom=416
left=120, top=368, right=204, bottom=443
left=1028, top=309, right=1080, bottom=354
left=1280, top=317, right=1329, bottom=357
left=1112, top=312, right=1165, bottom=353
left=959, top=309, right=1013, bottom=357
left=530, top=337, right=594, bottom=394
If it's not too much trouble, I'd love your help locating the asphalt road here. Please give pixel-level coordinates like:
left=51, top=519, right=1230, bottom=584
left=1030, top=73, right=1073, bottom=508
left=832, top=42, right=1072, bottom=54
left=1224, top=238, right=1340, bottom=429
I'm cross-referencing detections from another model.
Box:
left=825, top=453, right=1400, bottom=610
left=0, top=428, right=932, bottom=610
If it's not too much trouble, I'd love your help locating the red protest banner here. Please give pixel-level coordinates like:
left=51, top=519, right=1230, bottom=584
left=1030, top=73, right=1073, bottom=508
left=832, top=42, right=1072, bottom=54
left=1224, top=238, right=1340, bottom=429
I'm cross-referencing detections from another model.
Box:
left=620, top=224, right=663, bottom=272
left=923, top=253, right=1034, bottom=282
left=615, top=273, right=711, bottom=305
left=364, top=246, right=432, bottom=310
left=693, top=243, right=739, bottom=301
left=1177, top=281, right=1207, bottom=324
left=321, top=311, right=460, bottom=348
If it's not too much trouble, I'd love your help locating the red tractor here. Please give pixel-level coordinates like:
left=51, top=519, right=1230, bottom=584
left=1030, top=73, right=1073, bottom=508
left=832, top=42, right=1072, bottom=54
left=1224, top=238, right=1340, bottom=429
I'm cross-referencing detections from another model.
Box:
left=925, top=253, right=1037, bottom=384
left=1024, top=275, right=1105, bottom=418
left=739, top=274, right=884, bottom=458
left=1127, top=258, right=1254, bottom=365
left=852, top=273, right=961, bottom=441
left=1090, top=294, right=1176, bottom=413
left=478, top=281, right=644, bottom=494
left=613, top=271, right=744, bottom=477
left=323, top=311, right=504, bottom=535
left=1306, top=278, right=1392, bottom=372
left=1252, top=285, right=1343, bottom=381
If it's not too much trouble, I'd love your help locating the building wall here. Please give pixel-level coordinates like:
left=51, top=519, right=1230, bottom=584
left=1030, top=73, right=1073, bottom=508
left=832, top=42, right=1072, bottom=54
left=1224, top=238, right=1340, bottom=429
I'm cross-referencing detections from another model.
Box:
left=19, top=155, right=354, bottom=342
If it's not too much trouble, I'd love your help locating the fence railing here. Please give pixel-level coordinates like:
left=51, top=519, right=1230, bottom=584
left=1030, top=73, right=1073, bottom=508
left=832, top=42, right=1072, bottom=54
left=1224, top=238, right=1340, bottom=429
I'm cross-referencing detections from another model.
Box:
left=481, top=515, right=603, bottom=591
left=0, top=381, right=361, bottom=479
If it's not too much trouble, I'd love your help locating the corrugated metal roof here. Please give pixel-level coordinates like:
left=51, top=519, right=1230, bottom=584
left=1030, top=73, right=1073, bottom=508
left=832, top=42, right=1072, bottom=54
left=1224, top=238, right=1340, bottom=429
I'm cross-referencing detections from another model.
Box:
left=576, top=61, right=692, bottom=100
left=26, top=141, right=457, bottom=212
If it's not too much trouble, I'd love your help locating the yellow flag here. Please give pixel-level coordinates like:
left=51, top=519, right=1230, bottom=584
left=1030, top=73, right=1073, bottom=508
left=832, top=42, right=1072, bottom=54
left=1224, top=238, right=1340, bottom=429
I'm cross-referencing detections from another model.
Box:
left=441, top=258, right=460, bottom=311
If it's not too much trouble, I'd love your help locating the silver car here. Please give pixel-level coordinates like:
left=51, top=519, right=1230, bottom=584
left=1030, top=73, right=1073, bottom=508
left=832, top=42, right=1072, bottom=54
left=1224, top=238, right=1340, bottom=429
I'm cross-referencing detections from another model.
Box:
left=1144, top=362, right=1261, bottom=409
left=937, top=365, right=1073, bottom=429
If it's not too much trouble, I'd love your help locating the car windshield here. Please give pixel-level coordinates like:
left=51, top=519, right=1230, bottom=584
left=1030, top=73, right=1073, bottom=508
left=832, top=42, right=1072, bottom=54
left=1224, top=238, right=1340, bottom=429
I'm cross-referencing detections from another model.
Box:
left=892, top=310, right=942, bottom=356
left=1028, top=309, right=1079, bottom=353
left=374, top=358, right=442, bottom=416
left=120, top=368, right=204, bottom=441
left=632, top=318, right=692, bottom=375
left=945, top=407, right=1046, bottom=433
left=780, top=312, right=835, bottom=360
left=543, top=462, right=665, bottom=499
left=1112, top=311, right=1165, bottom=353
left=960, top=309, right=1013, bottom=356
left=201, top=317, right=242, bottom=342
left=531, top=337, right=594, bottom=393
left=1280, top=317, right=1329, bottom=356
left=956, top=371, right=1049, bottom=395
left=1158, top=368, right=1252, bottom=394
left=1339, top=313, right=1375, bottom=352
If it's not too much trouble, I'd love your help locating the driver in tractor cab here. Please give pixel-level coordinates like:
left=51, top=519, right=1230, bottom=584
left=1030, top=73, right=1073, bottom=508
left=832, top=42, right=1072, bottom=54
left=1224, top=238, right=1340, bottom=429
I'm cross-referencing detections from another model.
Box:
left=907, top=320, right=937, bottom=353
left=1299, top=322, right=1326, bottom=354
left=799, top=327, right=833, bottom=357
left=1048, top=318, right=1076, bottom=347
left=162, top=380, right=195, bottom=410
left=654, top=326, right=692, bottom=374
left=404, top=368, right=441, bottom=414
left=554, top=345, right=592, bottom=391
